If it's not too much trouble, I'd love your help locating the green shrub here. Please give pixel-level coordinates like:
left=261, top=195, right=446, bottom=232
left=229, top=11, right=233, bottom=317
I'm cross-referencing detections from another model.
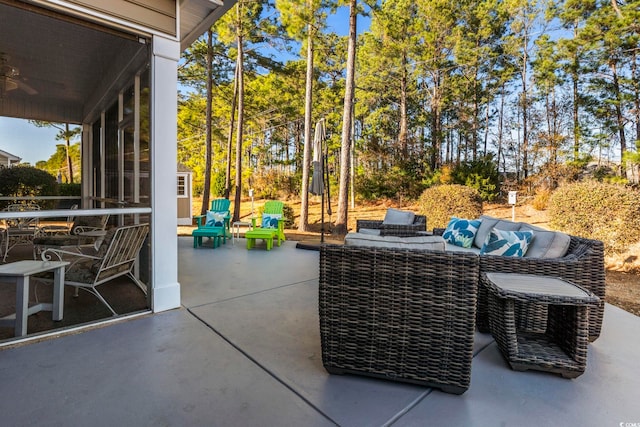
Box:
left=532, top=188, right=551, bottom=211
left=58, top=183, right=81, bottom=196
left=258, top=202, right=294, bottom=228
left=210, top=171, right=226, bottom=197
left=417, top=184, right=483, bottom=229
left=0, top=165, right=58, bottom=210
left=355, top=159, right=429, bottom=201
left=282, top=203, right=295, bottom=228
left=252, top=170, right=298, bottom=200
left=449, top=155, right=500, bottom=201
left=548, top=180, right=640, bottom=254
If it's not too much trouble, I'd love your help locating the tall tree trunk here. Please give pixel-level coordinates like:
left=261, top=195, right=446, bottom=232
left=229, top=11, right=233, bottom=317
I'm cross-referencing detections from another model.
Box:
left=233, top=3, right=245, bottom=223
left=483, top=103, right=490, bottom=156
left=472, top=71, right=479, bottom=161
left=572, top=44, right=581, bottom=161
left=498, top=83, right=505, bottom=173
left=610, top=60, right=626, bottom=160
left=335, top=0, right=357, bottom=235
left=521, top=39, right=529, bottom=180
left=633, top=50, right=640, bottom=148
left=225, top=63, right=239, bottom=199
left=398, top=52, right=408, bottom=157
left=430, top=72, right=442, bottom=170
left=552, top=86, right=558, bottom=165
left=201, top=29, right=214, bottom=215
left=64, top=123, right=74, bottom=184
left=298, top=18, right=315, bottom=232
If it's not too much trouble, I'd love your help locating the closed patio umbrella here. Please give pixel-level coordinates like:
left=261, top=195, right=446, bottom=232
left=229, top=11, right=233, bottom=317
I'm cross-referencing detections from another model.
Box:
left=309, top=119, right=325, bottom=196
left=297, top=119, right=329, bottom=249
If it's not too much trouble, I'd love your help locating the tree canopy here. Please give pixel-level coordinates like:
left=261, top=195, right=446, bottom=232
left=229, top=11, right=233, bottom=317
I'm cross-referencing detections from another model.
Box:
left=178, top=0, right=640, bottom=207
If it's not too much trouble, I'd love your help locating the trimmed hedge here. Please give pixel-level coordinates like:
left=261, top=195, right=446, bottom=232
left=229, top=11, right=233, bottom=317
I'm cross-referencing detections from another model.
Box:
left=417, top=184, right=483, bottom=229
left=549, top=180, right=640, bottom=255
left=0, top=165, right=58, bottom=210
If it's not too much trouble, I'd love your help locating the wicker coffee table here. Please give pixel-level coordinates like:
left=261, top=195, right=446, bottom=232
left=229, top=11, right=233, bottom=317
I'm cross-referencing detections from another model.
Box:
left=481, top=272, right=600, bottom=379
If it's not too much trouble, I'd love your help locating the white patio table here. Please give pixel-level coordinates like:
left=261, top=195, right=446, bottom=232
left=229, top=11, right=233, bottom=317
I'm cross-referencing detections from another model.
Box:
left=0, top=260, right=69, bottom=337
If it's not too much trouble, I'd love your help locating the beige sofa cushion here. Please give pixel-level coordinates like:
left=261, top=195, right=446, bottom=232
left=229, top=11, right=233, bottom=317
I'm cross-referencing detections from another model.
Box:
left=345, top=232, right=445, bottom=251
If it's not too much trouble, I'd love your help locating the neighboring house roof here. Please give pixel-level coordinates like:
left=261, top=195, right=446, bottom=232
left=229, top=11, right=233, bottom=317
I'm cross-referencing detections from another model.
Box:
left=177, top=163, right=193, bottom=173
left=0, top=149, right=21, bottom=166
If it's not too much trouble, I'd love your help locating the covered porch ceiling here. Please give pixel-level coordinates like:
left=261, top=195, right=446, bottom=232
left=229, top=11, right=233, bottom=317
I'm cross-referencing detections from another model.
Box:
left=0, top=0, right=234, bottom=124
left=0, top=1, right=146, bottom=124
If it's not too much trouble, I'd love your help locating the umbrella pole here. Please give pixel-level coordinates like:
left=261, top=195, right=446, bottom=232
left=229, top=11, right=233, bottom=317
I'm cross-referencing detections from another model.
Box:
left=320, top=145, right=326, bottom=244
left=321, top=189, right=325, bottom=244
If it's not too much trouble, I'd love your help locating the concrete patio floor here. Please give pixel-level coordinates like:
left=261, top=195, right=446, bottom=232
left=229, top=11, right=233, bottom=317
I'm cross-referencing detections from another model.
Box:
left=0, top=236, right=639, bottom=426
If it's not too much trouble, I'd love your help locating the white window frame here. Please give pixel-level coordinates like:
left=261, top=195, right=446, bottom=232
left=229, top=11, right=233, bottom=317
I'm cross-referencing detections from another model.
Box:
left=177, top=173, right=188, bottom=198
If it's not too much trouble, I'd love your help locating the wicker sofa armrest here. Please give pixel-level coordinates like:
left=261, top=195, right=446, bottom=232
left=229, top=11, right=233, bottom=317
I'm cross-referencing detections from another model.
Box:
left=478, top=235, right=605, bottom=341
left=319, top=244, right=479, bottom=394
left=356, top=219, right=384, bottom=231
left=356, top=215, right=427, bottom=236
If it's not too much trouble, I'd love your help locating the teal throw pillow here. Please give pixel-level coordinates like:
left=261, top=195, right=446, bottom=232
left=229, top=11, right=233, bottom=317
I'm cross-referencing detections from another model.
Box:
left=442, top=217, right=481, bottom=248
left=206, top=211, right=227, bottom=227
left=262, top=214, right=282, bottom=229
left=480, top=228, right=534, bottom=257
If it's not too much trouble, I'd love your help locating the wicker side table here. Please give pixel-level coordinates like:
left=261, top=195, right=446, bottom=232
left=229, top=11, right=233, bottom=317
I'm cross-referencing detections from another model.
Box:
left=481, top=272, right=600, bottom=379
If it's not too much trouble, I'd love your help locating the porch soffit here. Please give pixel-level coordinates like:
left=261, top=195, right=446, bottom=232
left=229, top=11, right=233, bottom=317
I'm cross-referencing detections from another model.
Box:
left=0, top=0, right=235, bottom=124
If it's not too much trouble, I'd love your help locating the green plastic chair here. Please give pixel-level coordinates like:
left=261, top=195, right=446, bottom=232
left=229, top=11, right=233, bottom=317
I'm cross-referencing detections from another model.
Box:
left=192, top=198, right=231, bottom=248
left=210, top=198, right=231, bottom=213
left=245, top=201, right=286, bottom=250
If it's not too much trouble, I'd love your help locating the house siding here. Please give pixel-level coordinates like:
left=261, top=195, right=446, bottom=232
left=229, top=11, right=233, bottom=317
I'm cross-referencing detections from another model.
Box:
left=66, top=0, right=176, bottom=36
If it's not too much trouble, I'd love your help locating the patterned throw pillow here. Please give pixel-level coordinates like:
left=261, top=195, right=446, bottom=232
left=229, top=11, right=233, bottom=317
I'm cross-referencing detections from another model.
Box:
left=442, top=217, right=482, bottom=248
left=262, top=214, right=282, bottom=229
left=206, top=211, right=227, bottom=227
left=480, top=228, right=534, bottom=257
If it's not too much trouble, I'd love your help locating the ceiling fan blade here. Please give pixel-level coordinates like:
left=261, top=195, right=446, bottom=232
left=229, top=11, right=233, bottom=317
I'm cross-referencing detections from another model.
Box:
left=16, top=78, right=38, bottom=95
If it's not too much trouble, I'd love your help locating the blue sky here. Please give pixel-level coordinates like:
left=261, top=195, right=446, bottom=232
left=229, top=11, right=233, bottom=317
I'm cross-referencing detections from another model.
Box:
left=0, top=117, right=62, bottom=165
left=1, top=5, right=370, bottom=166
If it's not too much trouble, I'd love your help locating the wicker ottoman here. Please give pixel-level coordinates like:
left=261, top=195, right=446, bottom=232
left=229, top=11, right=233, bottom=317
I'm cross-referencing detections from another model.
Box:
left=481, top=272, right=600, bottom=378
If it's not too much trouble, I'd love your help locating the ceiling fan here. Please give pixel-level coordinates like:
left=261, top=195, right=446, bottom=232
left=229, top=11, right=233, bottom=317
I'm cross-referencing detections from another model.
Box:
left=0, top=53, right=38, bottom=98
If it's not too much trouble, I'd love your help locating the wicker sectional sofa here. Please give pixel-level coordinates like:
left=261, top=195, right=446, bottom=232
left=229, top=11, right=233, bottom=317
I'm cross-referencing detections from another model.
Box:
left=343, top=214, right=605, bottom=340
left=318, top=213, right=605, bottom=392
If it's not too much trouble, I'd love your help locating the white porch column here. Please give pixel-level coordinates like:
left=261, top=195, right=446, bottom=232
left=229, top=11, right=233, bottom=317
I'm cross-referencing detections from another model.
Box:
left=150, top=35, right=181, bottom=312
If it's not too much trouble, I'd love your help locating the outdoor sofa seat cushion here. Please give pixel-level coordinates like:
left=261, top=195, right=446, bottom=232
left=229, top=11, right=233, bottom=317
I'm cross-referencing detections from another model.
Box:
left=345, top=232, right=446, bottom=251
left=444, top=243, right=480, bottom=254
left=357, top=228, right=382, bottom=236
